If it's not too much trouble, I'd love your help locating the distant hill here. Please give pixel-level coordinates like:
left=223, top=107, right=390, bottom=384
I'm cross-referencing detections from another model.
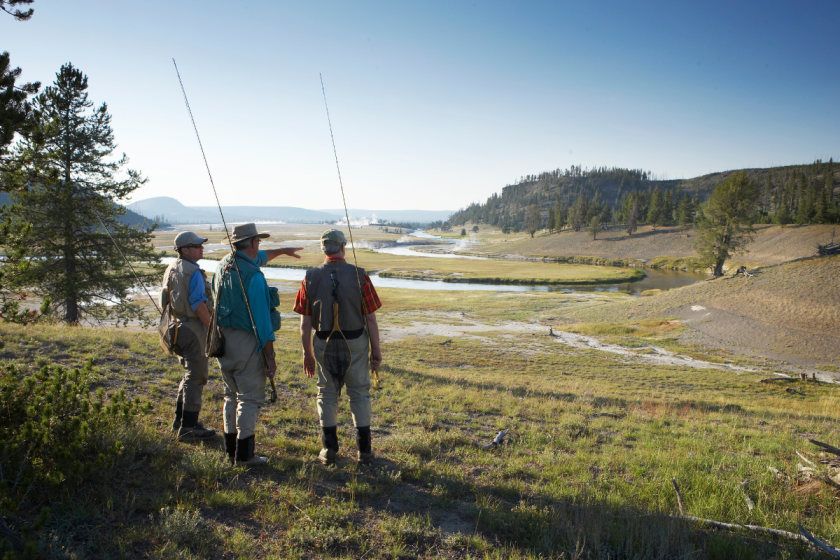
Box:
left=128, top=197, right=339, bottom=223
left=127, top=197, right=454, bottom=224
left=0, top=192, right=154, bottom=228
left=448, top=161, right=839, bottom=228
left=321, top=209, right=456, bottom=223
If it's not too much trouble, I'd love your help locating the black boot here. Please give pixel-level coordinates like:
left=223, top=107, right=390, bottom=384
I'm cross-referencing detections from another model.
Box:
left=356, top=426, right=374, bottom=464
left=235, top=435, right=267, bottom=466
left=177, top=410, right=216, bottom=440
left=224, top=433, right=237, bottom=463
left=171, top=398, right=184, bottom=431
left=319, top=426, right=339, bottom=465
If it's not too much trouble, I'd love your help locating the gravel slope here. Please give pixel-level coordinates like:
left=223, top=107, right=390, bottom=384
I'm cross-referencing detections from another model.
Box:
left=560, top=255, right=840, bottom=375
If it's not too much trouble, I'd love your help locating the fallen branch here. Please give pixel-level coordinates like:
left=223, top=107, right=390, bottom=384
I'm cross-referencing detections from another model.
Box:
left=786, top=388, right=805, bottom=395
left=671, top=478, right=685, bottom=515
left=810, top=440, right=840, bottom=457
left=759, top=377, right=798, bottom=383
left=796, top=451, right=816, bottom=467
left=674, top=516, right=809, bottom=544
left=667, top=479, right=813, bottom=546
left=799, top=525, right=840, bottom=558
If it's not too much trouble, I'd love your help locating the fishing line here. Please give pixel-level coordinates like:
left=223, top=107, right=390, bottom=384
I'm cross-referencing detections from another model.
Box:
left=93, top=208, right=162, bottom=314
left=319, top=73, right=380, bottom=389
left=172, top=59, right=275, bottom=399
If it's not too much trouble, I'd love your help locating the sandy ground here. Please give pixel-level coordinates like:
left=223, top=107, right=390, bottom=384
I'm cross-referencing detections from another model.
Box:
left=489, top=224, right=838, bottom=265
left=380, top=313, right=764, bottom=376
left=559, top=255, right=840, bottom=378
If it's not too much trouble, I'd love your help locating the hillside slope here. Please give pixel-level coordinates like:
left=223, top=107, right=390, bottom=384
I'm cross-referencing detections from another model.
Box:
left=488, top=224, right=837, bottom=266
left=560, top=254, right=840, bottom=372
left=448, top=161, right=839, bottom=230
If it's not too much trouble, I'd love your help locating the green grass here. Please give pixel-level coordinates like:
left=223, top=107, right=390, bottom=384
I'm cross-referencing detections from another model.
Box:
left=2, top=285, right=839, bottom=558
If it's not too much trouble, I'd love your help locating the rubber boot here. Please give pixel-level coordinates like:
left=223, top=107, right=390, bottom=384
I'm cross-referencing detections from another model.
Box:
left=171, top=398, right=184, bottom=431
left=319, top=426, right=339, bottom=465
left=235, top=435, right=267, bottom=466
left=172, top=398, right=206, bottom=431
left=356, top=426, right=374, bottom=464
left=177, top=410, right=216, bottom=440
left=224, top=433, right=237, bottom=464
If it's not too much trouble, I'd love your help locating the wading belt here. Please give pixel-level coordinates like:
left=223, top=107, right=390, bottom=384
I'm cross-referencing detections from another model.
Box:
left=316, top=327, right=364, bottom=340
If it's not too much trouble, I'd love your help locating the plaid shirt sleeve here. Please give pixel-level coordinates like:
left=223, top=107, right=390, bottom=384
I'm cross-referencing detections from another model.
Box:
left=293, top=279, right=310, bottom=315
left=293, top=273, right=381, bottom=316
left=361, top=274, right=382, bottom=315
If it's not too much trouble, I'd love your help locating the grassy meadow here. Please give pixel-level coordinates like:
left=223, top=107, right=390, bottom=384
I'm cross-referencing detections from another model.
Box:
left=152, top=224, right=645, bottom=285
left=3, top=279, right=840, bottom=559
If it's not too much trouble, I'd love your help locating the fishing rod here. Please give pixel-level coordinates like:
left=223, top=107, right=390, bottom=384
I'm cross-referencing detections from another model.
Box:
left=172, top=59, right=277, bottom=402
left=319, top=73, right=381, bottom=390
left=70, top=180, right=161, bottom=315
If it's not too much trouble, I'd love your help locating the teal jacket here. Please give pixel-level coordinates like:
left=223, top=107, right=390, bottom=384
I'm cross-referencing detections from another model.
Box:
left=213, top=250, right=276, bottom=353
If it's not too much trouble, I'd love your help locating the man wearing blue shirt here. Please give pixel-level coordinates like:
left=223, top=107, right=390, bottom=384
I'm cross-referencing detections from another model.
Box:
left=161, top=231, right=216, bottom=440
left=213, top=223, right=302, bottom=465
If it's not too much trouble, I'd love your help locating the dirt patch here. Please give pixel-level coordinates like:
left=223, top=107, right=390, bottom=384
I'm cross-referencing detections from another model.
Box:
left=562, top=255, right=840, bottom=377
left=382, top=318, right=761, bottom=374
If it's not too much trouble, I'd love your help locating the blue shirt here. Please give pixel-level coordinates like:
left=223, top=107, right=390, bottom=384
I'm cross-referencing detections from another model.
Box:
left=188, top=269, right=208, bottom=312
left=240, top=250, right=275, bottom=352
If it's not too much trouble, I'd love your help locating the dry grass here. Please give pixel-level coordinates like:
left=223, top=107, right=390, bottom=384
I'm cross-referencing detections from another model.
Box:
left=487, top=224, right=838, bottom=267
left=4, top=272, right=840, bottom=558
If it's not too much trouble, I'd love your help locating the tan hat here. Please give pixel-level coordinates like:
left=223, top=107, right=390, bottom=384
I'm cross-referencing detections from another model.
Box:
left=320, top=229, right=346, bottom=248
left=226, top=223, right=270, bottom=243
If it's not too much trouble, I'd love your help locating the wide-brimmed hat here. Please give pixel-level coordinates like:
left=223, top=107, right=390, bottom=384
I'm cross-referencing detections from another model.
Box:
left=174, top=231, right=208, bottom=249
left=320, top=229, right=346, bottom=248
left=226, top=222, right=271, bottom=243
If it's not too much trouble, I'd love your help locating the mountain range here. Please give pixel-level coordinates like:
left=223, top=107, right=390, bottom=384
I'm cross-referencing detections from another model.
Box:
left=126, top=197, right=454, bottom=224
left=0, top=192, right=152, bottom=227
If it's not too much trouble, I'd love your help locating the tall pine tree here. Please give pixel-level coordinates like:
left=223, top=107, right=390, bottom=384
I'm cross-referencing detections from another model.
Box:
left=694, top=172, right=760, bottom=277
left=4, top=63, right=160, bottom=324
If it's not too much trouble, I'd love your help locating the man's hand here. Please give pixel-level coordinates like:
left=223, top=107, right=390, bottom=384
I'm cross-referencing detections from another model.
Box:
left=266, top=356, right=277, bottom=380
left=263, top=342, right=277, bottom=380
left=303, top=351, right=317, bottom=378
left=195, top=301, right=212, bottom=329
left=370, top=347, right=383, bottom=371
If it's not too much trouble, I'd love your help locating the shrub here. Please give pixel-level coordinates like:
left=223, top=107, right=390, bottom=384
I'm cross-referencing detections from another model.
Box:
left=0, top=358, right=147, bottom=556
left=151, top=507, right=205, bottom=549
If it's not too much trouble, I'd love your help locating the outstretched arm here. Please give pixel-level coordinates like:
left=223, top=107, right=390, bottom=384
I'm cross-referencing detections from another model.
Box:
left=265, top=247, right=303, bottom=261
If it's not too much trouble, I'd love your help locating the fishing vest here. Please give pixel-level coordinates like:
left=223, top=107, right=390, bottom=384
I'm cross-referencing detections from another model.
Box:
left=161, top=258, right=213, bottom=320
left=214, top=251, right=263, bottom=332
left=305, top=260, right=367, bottom=333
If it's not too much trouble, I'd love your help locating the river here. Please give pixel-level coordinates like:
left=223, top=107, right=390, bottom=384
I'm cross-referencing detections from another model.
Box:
left=160, top=257, right=706, bottom=296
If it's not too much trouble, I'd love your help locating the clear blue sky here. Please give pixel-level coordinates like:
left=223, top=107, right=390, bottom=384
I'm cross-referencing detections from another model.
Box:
left=5, top=0, right=839, bottom=211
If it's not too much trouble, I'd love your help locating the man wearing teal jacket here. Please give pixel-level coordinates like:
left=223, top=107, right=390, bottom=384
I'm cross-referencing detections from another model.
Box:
left=213, top=223, right=301, bottom=465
